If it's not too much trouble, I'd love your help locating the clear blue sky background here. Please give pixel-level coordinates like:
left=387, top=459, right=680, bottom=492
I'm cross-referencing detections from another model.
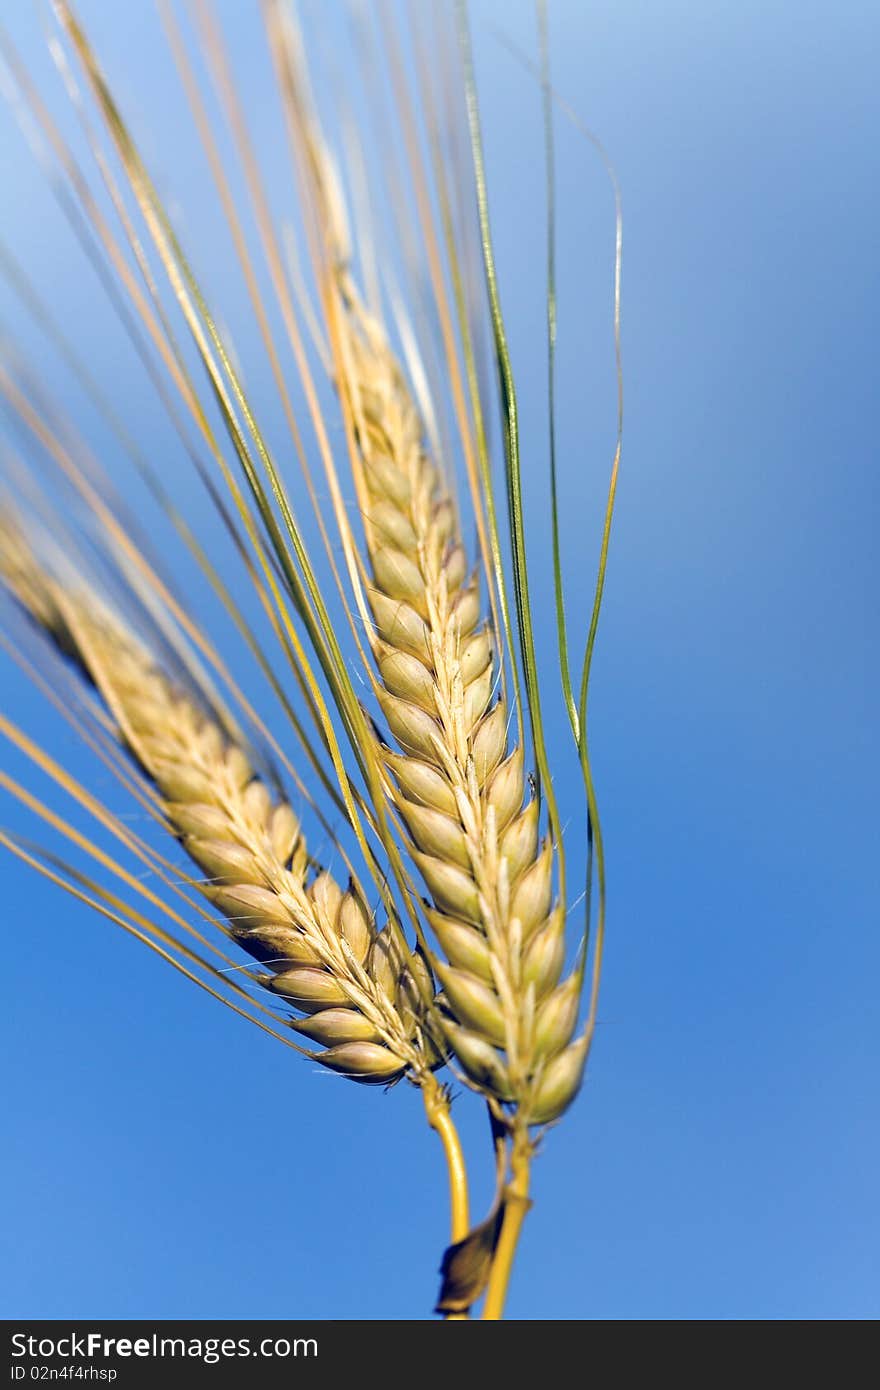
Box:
left=0, top=1, right=877, bottom=1320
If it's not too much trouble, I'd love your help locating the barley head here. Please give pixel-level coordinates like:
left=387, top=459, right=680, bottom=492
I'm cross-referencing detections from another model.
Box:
left=0, top=524, right=439, bottom=1087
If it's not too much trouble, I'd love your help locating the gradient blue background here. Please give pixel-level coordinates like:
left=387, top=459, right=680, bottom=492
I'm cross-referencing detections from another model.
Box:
left=1, top=1, right=877, bottom=1320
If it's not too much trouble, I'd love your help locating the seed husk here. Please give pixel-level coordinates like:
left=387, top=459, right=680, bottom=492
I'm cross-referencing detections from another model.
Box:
left=208, top=882, right=294, bottom=927
left=443, top=544, right=467, bottom=593
left=470, top=703, right=508, bottom=782
left=368, top=588, right=431, bottom=659
left=372, top=546, right=428, bottom=612
left=185, top=837, right=266, bottom=886
left=529, top=1033, right=589, bottom=1123
left=460, top=629, right=492, bottom=684
left=378, top=649, right=438, bottom=712
left=435, top=964, right=507, bottom=1048
left=377, top=690, right=441, bottom=762
left=511, top=839, right=554, bottom=938
left=400, top=799, right=470, bottom=870
left=291, top=1009, right=381, bottom=1045
left=413, top=852, right=482, bottom=924
left=233, top=926, right=321, bottom=967
left=426, top=910, right=494, bottom=982
left=532, top=972, right=580, bottom=1060
left=338, top=892, right=373, bottom=963
left=384, top=752, right=458, bottom=817
left=485, top=748, right=525, bottom=834
left=462, top=664, right=494, bottom=731
left=444, top=1021, right=513, bottom=1100
left=270, top=804, right=300, bottom=863
left=500, top=799, right=540, bottom=886
left=522, top=907, right=567, bottom=999
left=451, top=583, right=480, bottom=636
left=269, top=967, right=351, bottom=1011
left=318, top=1041, right=408, bottom=1083
left=368, top=499, right=418, bottom=551
left=308, top=870, right=344, bottom=923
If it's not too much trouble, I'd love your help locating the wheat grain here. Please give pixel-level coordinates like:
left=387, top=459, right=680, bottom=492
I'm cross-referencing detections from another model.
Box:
left=0, top=522, right=436, bottom=1085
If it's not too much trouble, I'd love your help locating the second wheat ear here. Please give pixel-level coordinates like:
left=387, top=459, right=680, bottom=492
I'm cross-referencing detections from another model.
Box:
left=0, top=535, right=439, bottom=1085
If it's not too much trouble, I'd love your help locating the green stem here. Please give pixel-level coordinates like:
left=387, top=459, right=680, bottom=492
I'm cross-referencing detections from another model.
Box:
left=482, top=1132, right=532, bottom=1320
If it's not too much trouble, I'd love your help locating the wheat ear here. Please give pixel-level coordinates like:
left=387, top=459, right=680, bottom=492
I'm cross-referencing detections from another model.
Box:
left=325, top=258, right=585, bottom=1126
left=0, top=523, right=437, bottom=1085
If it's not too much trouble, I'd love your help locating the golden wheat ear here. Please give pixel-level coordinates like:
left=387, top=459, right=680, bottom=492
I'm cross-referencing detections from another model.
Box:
left=278, top=78, right=586, bottom=1132
left=340, top=294, right=585, bottom=1125
left=0, top=520, right=441, bottom=1086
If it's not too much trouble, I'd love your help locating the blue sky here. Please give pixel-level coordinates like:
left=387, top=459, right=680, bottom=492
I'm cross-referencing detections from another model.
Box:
left=0, top=1, right=877, bottom=1320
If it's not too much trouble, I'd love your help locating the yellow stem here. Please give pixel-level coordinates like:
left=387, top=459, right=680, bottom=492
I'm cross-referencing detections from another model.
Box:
left=423, top=1079, right=470, bottom=1241
left=423, top=1079, right=471, bottom=1320
left=482, top=1134, right=532, bottom=1320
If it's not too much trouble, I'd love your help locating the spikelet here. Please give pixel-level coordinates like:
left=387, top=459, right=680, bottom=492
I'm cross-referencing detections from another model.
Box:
left=0, top=525, right=435, bottom=1087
